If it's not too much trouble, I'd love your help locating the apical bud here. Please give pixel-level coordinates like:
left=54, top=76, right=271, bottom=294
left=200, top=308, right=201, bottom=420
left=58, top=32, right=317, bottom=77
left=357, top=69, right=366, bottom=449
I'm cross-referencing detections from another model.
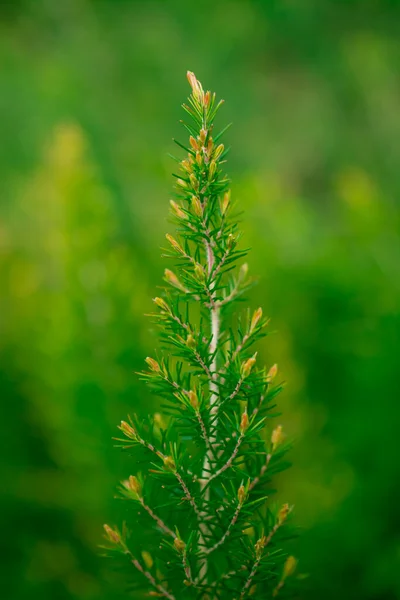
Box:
left=191, top=195, right=203, bottom=217
left=255, top=536, right=266, bottom=558
left=163, top=456, right=176, bottom=471
left=250, top=307, right=263, bottom=333
left=238, top=484, right=246, bottom=504
left=240, top=353, right=257, bottom=379
left=164, top=269, right=185, bottom=291
left=153, top=297, right=170, bottom=313
left=188, top=389, right=199, bottom=410
left=176, top=178, right=187, bottom=189
left=166, top=233, right=185, bottom=255
left=277, top=503, right=290, bottom=525
left=186, top=71, right=203, bottom=102
left=240, top=411, right=249, bottom=432
left=214, top=143, right=224, bottom=160
left=271, top=424, right=284, bottom=450
left=174, top=537, right=186, bottom=553
left=170, top=199, right=187, bottom=220
left=283, top=555, right=297, bottom=579
left=126, top=475, right=141, bottom=496
left=145, top=357, right=161, bottom=373
left=267, top=363, right=278, bottom=381
left=227, top=233, right=237, bottom=249
left=119, top=420, right=136, bottom=439
left=103, top=524, right=121, bottom=545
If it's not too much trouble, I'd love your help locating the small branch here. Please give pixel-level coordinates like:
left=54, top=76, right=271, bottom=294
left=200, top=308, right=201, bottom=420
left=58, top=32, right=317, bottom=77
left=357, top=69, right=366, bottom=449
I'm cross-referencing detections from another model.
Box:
left=203, top=500, right=243, bottom=555
left=239, top=555, right=262, bottom=599
left=206, top=433, right=244, bottom=485
left=139, top=498, right=176, bottom=539
left=224, top=332, right=250, bottom=371
left=175, top=471, right=202, bottom=520
left=128, top=552, right=176, bottom=600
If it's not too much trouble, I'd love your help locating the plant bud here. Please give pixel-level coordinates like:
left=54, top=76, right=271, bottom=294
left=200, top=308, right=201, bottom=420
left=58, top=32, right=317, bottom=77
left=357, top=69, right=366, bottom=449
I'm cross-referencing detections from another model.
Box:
left=220, top=190, right=231, bottom=215
left=208, top=160, right=217, bottom=180
left=153, top=297, right=170, bottom=313
left=191, top=195, right=203, bottom=217
left=214, top=143, right=224, bottom=160
left=164, top=269, right=185, bottom=291
left=204, top=90, right=211, bottom=107
left=250, top=307, right=263, bottom=333
left=199, top=128, right=207, bottom=143
left=170, top=199, right=187, bottom=220
left=189, top=136, right=199, bottom=151
left=166, top=233, right=185, bottom=255
left=278, top=503, right=290, bottom=525
left=283, top=555, right=297, bottom=579
left=186, top=71, right=203, bottom=102
left=176, top=178, right=187, bottom=189
left=238, top=262, right=248, bottom=280
left=181, top=158, right=191, bottom=173
left=119, top=420, right=136, bottom=439
left=186, top=334, right=196, bottom=349
left=267, top=363, right=278, bottom=381
left=194, top=263, right=205, bottom=282
left=189, top=173, right=199, bottom=190
left=271, top=424, right=284, bottom=450
left=240, top=411, right=249, bottom=432
left=188, top=389, right=199, bottom=410
left=163, top=456, right=176, bottom=471
left=207, top=138, right=213, bottom=154
left=195, top=151, right=202, bottom=166
left=238, top=484, right=246, bottom=504
left=141, top=550, right=153, bottom=569
left=153, top=412, right=165, bottom=428
left=241, top=353, right=257, bottom=379
left=103, top=524, right=121, bottom=545
left=127, top=475, right=141, bottom=496
left=145, top=357, right=161, bottom=372
left=255, top=536, right=266, bottom=558
left=173, top=537, right=186, bottom=553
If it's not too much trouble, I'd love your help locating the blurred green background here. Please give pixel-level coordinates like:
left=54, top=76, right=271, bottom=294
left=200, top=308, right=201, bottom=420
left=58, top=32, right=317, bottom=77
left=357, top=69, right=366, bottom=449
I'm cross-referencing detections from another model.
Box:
left=1, top=0, right=399, bottom=598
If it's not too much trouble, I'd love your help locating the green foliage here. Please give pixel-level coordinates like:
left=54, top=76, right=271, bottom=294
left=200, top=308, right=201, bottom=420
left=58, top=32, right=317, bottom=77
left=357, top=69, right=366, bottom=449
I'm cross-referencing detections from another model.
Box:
left=104, top=73, right=298, bottom=599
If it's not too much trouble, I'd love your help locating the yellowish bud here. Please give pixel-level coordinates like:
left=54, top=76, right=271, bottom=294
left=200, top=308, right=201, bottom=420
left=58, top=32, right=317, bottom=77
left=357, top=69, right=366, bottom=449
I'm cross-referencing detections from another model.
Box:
left=199, top=128, right=207, bottom=143
left=194, top=262, right=206, bottom=281
left=126, top=475, right=141, bottom=496
left=195, top=151, right=203, bottom=166
left=145, top=357, right=161, bottom=372
left=241, top=353, right=257, bottom=379
left=173, top=537, right=186, bottom=553
left=119, top=420, right=136, bottom=439
left=267, top=363, right=278, bottom=381
left=181, top=158, right=192, bottom=173
left=191, top=195, right=203, bottom=217
left=163, top=456, right=176, bottom=471
left=204, top=90, right=211, bottom=107
left=186, top=334, right=196, bottom=349
left=283, top=555, right=297, bottom=579
left=209, top=160, right=217, bottom=179
left=189, top=136, right=199, bottom=151
left=166, top=233, right=185, bottom=255
left=271, top=424, right=284, bottom=450
left=250, top=307, right=263, bottom=333
left=153, top=297, right=170, bottom=313
left=189, top=173, right=199, bottom=190
left=186, top=71, right=203, bottom=102
left=103, top=524, right=121, bottom=545
left=238, top=484, right=246, bottom=505
left=278, top=503, right=290, bottom=525
left=176, top=178, right=187, bottom=188
left=238, top=262, right=248, bottom=280
left=214, top=143, right=224, bottom=160
left=164, top=269, right=185, bottom=291
left=207, top=138, right=213, bottom=154
left=240, top=411, right=249, bottom=432
left=141, top=550, right=153, bottom=569
left=221, top=190, right=231, bottom=215
left=255, top=536, right=266, bottom=558
left=170, top=199, right=187, bottom=220
left=188, top=389, right=199, bottom=410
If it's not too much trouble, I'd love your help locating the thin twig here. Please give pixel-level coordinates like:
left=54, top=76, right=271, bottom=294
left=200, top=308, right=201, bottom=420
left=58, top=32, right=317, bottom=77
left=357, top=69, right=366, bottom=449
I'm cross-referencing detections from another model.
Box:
left=139, top=499, right=176, bottom=539
left=203, top=500, right=243, bottom=554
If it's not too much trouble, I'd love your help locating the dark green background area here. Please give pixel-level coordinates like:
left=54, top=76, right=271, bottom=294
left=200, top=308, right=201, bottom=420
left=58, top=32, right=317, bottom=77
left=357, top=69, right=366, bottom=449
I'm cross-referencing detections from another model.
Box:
left=1, top=1, right=399, bottom=598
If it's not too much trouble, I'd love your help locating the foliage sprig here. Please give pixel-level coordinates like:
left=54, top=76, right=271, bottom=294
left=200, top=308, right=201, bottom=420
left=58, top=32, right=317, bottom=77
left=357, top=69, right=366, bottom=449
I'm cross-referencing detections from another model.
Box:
left=103, top=71, right=298, bottom=599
